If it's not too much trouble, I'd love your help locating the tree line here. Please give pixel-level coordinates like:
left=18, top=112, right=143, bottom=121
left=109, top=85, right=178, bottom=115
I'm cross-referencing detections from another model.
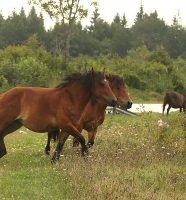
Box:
left=1, top=4, right=186, bottom=59
left=0, top=2, right=185, bottom=101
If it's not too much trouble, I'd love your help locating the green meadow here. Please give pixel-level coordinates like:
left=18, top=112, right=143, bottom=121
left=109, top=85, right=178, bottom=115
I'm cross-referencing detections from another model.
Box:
left=0, top=112, right=185, bottom=200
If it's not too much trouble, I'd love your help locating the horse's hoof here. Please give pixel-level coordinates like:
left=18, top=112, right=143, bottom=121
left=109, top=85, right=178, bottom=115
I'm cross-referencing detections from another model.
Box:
left=0, top=149, right=6, bottom=158
left=51, top=154, right=60, bottom=164
left=87, top=141, right=94, bottom=148
left=45, top=149, right=50, bottom=155
left=81, top=145, right=89, bottom=156
left=87, top=143, right=92, bottom=148
left=73, top=141, right=80, bottom=147
left=51, top=158, right=57, bottom=164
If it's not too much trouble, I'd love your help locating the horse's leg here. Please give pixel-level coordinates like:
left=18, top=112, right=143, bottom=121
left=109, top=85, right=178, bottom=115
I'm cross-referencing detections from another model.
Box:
left=51, top=125, right=88, bottom=163
left=167, top=105, right=171, bottom=116
left=0, top=137, right=6, bottom=158
left=64, top=125, right=88, bottom=156
left=0, top=120, right=22, bottom=158
left=51, top=131, right=69, bottom=163
left=72, top=137, right=80, bottom=147
left=45, top=132, right=52, bottom=155
left=87, top=129, right=97, bottom=148
left=162, top=103, right=166, bottom=115
left=45, top=130, right=60, bottom=155
left=180, top=108, right=182, bottom=113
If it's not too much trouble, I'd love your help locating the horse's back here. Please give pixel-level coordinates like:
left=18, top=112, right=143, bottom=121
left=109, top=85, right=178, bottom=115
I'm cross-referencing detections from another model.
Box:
left=0, top=87, right=59, bottom=131
left=0, top=87, right=26, bottom=120
left=164, top=91, right=184, bottom=108
left=19, top=87, right=60, bottom=127
left=0, top=86, right=56, bottom=107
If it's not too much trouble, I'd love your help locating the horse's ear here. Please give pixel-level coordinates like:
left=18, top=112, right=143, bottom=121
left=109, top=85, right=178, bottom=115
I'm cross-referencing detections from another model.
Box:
left=91, top=67, right=95, bottom=80
left=103, top=67, right=106, bottom=76
left=91, top=67, right=94, bottom=74
left=84, top=64, right=87, bottom=72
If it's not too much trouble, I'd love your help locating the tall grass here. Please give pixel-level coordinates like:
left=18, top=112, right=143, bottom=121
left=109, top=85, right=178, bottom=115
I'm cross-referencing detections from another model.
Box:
left=0, top=112, right=185, bottom=200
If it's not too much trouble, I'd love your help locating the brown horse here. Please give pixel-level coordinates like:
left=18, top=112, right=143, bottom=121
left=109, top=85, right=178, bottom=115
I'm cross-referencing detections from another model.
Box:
left=0, top=70, right=117, bottom=161
left=45, top=74, right=132, bottom=155
left=163, top=91, right=186, bottom=115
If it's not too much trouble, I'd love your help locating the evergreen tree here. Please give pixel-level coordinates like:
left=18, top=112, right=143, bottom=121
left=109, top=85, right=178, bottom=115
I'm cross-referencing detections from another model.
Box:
left=111, top=13, right=131, bottom=57
left=121, top=13, right=127, bottom=28
left=89, top=1, right=100, bottom=32
left=1, top=8, right=28, bottom=45
left=131, top=11, right=167, bottom=50
left=113, top=13, right=121, bottom=25
left=0, top=12, right=5, bottom=48
left=27, top=7, right=42, bottom=32
left=27, top=7, right=46, bottom=42
left=164, top=16, right=186, bottom=58
left=135, top=1, right=144, bottom=22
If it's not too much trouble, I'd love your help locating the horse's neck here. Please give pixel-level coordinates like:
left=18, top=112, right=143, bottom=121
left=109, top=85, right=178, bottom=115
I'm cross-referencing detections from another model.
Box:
left=80, top=98, right=107, bottom=125
left=58, top=83, right=94, bottom=129
left=63, top=83, right=91, bottom=113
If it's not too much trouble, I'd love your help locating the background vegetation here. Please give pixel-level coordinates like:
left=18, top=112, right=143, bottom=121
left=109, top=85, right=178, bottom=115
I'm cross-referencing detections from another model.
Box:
left=0, top=113, right=185, bottom=199
left=0, top=3, right=185, bottom=102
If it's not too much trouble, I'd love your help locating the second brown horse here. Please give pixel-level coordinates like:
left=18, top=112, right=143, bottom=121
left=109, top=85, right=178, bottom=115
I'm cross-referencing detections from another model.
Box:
left=45, top=74, right=132, bottom=156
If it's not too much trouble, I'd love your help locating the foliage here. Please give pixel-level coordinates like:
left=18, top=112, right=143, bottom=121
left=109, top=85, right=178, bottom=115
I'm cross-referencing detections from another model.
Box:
left=0, top=4, right=186, bottom=100
left=0, top=7, right=45, bottom=49
left=0, top=39, right=185, bottom=101
left=29, top=0, right=88, bottom=67
left=1, top=4, right=186, bottom=59
left=0, top=35, right=64, bottom=89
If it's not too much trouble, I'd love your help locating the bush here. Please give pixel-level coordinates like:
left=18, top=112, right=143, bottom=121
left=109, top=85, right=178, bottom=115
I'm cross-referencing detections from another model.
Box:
left=125, top=74, right=147, bottom=90
left=15, top=57, right=50, bottom=87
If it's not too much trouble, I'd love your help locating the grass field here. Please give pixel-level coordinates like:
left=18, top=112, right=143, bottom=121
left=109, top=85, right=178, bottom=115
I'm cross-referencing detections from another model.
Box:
left=0, top=112, right=185, bottom=200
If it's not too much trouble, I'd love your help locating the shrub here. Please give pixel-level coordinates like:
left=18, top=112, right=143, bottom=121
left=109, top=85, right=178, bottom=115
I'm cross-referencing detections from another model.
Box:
left=15, top=57, right=50, bottom=87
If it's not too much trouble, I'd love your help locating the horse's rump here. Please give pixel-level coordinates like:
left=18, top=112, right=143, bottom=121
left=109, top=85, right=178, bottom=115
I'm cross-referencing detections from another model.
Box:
left=164, top=91, right=184, bottom=108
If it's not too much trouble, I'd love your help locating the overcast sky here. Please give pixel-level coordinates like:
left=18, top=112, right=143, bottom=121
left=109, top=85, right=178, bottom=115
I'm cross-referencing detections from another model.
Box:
left=0, top=0, right=186, bottom=29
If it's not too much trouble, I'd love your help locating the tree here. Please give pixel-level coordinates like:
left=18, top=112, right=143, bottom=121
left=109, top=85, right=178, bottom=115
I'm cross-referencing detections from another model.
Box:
left=89, top=1, right=100, bottom=32
left=131, top=11, right=167, bottom=50
left=0, top=12, right=5, bottom=48
left=1, top=8, right=28, bottom=46
left=27, top=7, right=46, bottom=42
left=29, top=0, right=88, bottom=68
left=135, top=1, right=144, bottom=22
left=163, top=13, right=186, bottom=58
left=113, top=13, right=121, bottom=25
left=121, top=13, right=127, bottom=28
left=111, top=13, right=131, bottom=56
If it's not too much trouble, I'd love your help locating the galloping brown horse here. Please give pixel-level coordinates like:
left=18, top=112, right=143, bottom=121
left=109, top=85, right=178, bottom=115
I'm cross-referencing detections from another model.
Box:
left=0, top=70, right=117, bottom=161
left=163, top=91, right=186, bottom=115
left=45, top=74, right=132, bottom=155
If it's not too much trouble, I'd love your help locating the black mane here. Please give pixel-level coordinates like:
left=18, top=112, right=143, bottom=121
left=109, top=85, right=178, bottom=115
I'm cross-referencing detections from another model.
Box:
left=56, top=71, right=105, bottom=91
left=106, top=74, right=125, bottom=87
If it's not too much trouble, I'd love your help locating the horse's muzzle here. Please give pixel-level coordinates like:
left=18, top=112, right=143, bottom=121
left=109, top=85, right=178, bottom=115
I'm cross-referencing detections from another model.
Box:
left=110, top=99, right=117, bottom=107
left=126, top=100, right=132, bottom=109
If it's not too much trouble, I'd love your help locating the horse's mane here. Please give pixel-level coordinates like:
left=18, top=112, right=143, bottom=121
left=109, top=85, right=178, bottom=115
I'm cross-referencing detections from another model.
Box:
left=106, top=74, right=125, bottom=86
left=56, top=71, right=105, bottom=91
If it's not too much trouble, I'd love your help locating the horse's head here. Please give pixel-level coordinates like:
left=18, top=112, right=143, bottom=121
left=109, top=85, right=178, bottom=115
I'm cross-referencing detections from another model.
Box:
left=106, top=75, right=132, bottom=109
left=90, top=69, right=117, bottom=107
